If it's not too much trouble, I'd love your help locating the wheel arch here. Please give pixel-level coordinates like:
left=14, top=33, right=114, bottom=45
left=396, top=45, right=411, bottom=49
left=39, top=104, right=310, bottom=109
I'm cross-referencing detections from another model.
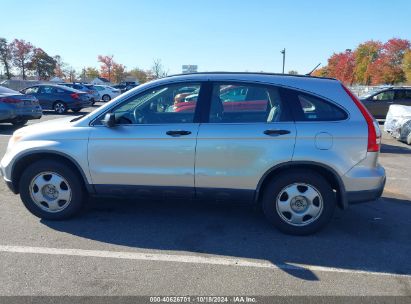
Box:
left=255, top=161, right=347, bottom=209
left=11, top=151, right=94, bottom=195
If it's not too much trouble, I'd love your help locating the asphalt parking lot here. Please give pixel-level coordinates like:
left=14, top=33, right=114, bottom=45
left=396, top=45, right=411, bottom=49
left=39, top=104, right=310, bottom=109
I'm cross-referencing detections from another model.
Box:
left=0, top=106, right=410, bottom=296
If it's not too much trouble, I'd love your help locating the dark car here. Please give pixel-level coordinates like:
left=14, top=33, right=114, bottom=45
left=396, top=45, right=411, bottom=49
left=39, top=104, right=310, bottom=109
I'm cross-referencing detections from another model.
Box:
left=59, top=83, right=99, bottom=104
left=361, top=87, right=411, bottom=118
left=21, top=84, right=92, bottom=114
left=0, top=86, right=42, bottom=126
left=113, top=81, right=139, bottom=93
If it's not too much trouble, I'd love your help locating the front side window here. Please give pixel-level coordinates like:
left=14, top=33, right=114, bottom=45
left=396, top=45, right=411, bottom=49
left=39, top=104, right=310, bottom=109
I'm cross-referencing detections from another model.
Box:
left=208, top=83, right=285, bottom=123
left=372, top=90, right=394, bottom=101
left=24, top=87, right=39, bottom=94
left=103, top=83, right=201, bottom=125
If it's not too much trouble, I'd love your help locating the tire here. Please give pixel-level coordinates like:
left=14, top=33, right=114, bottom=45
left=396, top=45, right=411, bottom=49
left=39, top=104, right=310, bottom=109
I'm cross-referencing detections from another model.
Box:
left=53, top=102, right=67, bottom=114
left=11, top=117, right=28, bottom=127
left=71, top=108, right=82, bottom=113
left=19, top=160, right=86, bottom=220
left=102, top=94, right=111, bottom=102
left=261, top=169, right=336, bottom=235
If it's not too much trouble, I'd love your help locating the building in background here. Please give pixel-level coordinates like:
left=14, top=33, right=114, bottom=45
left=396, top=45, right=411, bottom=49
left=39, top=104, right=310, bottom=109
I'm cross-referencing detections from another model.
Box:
left=182, top=65, right=198, bottom=74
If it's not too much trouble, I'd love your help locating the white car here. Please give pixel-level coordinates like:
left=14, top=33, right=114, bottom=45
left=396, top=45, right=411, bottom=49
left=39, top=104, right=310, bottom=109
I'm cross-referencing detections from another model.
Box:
left=94, top=85, right=121, bottom=102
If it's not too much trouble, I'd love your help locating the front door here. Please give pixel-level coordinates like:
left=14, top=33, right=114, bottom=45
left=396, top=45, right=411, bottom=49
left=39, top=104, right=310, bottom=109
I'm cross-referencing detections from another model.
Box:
left=88, top=82, right=203, bottom=199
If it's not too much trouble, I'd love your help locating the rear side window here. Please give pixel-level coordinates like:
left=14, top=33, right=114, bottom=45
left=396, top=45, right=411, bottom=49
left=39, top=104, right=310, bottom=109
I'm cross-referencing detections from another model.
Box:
left=208, top=83, right=289, bottom=123
left=406, top=90, right=411, bottom=98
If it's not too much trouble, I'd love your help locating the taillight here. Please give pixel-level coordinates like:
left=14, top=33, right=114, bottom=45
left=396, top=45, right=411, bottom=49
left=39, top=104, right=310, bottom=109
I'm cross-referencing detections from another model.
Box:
left=70, top=93, right=79, bottom=99
left=0, top=97, right=22, bottom=104
left=341, top=84, right=381, bottom=152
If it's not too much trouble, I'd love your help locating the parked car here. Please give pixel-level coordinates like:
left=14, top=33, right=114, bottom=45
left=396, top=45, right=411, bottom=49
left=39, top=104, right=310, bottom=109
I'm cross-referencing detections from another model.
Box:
left=20, top=84, right=92, bottom=114
left=1, top=73, right=385, bottom=235
left=94, top=85, right=121, bottom=102
left=59, top=83, right=99, bottom=104
left=360, top=87, right=411, bottom=118
left=0, top=86, right=42, bottom=126
left=113, top=81, right=139, bottom=93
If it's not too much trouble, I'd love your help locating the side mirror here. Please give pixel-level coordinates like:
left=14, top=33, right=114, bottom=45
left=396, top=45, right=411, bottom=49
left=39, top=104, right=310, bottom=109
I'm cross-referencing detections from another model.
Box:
left=102, top=113, right=116, bottom=128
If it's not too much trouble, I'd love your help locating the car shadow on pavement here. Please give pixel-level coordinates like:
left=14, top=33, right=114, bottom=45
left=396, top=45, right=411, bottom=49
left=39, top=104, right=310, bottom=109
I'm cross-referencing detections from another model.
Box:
left=0, top=124, right=22, bottom=135
left=381, top=143, right=411, bottom=154
left=41, top=195, right=411, bottom=281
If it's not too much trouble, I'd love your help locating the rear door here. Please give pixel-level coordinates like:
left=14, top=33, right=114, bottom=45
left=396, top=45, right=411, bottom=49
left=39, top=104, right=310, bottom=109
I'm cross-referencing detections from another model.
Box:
left=369, top=90, right=394, bottom=117
left=37, top=86, right=57, bottom=109
left=195, top=82, right=296, bottom=201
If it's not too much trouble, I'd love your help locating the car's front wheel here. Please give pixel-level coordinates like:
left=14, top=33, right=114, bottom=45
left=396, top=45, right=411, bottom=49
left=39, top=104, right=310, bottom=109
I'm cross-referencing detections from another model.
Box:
left=102, top=94, right=111, bottom=102
left=262, top=169, right=336, bottom=235
left=19, top=160, right=86, bottom=220
left=53, top=102, right=67, bottom=114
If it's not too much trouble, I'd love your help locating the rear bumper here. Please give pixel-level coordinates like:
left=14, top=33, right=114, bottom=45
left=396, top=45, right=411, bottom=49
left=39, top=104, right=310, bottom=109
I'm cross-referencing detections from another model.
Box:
left=347, top=175, right=386, bottom=204
left=0, top=107, right=42, bottom=121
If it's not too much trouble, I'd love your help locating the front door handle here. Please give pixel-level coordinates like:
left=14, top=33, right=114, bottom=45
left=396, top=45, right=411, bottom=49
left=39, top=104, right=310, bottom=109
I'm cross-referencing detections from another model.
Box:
left=166, top=130, right=192, bottom=136
left=264, top=129, right=291, bottom=136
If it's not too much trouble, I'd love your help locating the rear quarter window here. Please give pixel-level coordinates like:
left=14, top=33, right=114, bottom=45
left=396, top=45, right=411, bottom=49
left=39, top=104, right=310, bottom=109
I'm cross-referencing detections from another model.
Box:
left=283, top=88, right=348, bottom=121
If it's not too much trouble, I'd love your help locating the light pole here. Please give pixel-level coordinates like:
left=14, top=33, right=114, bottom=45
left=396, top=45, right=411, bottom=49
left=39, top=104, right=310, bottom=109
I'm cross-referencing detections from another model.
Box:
left=280, top=48, right=286, bottom=74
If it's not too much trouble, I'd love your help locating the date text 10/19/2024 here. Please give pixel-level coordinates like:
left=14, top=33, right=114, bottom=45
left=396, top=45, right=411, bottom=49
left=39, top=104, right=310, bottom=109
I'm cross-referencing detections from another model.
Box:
left=149, top=296, right=257, bottom=303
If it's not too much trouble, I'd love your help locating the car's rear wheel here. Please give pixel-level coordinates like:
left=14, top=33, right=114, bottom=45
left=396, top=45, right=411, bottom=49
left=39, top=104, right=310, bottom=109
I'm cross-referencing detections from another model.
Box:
left=53, top=102, right=67, bottom=114
left=262, top=169, right=336, bottom=235
left=11, top=117, right=28, bottom=127
left=102, top=94, right=111, bottom=102
left=19, top=160, right=86, bottom=220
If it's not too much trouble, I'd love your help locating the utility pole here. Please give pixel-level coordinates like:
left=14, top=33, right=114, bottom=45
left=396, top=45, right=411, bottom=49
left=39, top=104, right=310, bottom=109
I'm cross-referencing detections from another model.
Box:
left=280, top=48, right=286, bottom=74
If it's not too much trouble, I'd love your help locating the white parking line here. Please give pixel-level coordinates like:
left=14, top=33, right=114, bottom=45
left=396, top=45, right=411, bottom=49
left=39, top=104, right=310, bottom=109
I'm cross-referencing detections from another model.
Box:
left=0, top=244, right=408, bottom=278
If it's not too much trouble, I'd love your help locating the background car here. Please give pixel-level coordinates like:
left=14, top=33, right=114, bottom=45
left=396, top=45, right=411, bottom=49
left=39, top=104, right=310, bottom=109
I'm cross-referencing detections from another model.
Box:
left=361, top=87, right=411, bottom=118
left=0, top=86, right=42, bottom=126
left=113, top=81, right=139, bottom=93
left=59, top=83, right=99, bottom=104
left=94, top=85, right=121, bottom=102
left=21, top=84, right=91, bottom=114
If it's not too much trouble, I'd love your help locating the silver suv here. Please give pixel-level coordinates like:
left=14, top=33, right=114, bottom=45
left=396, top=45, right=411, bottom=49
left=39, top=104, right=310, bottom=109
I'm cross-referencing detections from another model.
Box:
left=0, top=73, right=386, bottom=235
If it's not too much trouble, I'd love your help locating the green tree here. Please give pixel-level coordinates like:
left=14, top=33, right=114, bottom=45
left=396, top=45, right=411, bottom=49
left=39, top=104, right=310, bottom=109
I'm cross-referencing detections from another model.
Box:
left=85, top=67, right=100, bottom=79
left=29, top=48, right=56, bottom=80
left=0, top=38, right=13, bottom=79
left=288, top=70, right=298, bottom=75
left=128, top=68, right=150, bottom=83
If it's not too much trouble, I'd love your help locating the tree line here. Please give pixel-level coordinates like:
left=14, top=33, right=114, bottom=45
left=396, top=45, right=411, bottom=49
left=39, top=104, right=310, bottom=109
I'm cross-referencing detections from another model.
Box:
left=312, top=38, right=411, bottom=85
left=0, top=37, right=168, bottom=84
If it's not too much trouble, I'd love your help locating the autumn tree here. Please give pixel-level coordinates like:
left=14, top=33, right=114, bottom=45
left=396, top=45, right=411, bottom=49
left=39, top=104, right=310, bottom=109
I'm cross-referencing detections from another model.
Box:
left=311, top=66, right=328, bottom=77
left=98, top=55, right=114, bottom=82
left=368, top=38, right=410, bottom=85
left=353, top=40, right=381, bottom=85
left=54, top=55, right=67, bottom=79
left=112, top=63, right=126, bottom=83
left=0, top=38, right=13, bottom=79
left=327, top=50, right=355, bottom=84
left=29, top=48, right=56, bottom=80
left=10, top=39, right=34, bottom=80
left=66, top=67, right=77, bottom=82
left=403, top=50, right=411, bottom=84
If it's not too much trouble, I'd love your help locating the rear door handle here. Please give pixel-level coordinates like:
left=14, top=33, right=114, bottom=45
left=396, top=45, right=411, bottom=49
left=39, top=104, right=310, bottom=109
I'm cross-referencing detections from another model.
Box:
left=264, top=129, right=291, bottom=136
left=166, top=130, right=192, bottom=136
